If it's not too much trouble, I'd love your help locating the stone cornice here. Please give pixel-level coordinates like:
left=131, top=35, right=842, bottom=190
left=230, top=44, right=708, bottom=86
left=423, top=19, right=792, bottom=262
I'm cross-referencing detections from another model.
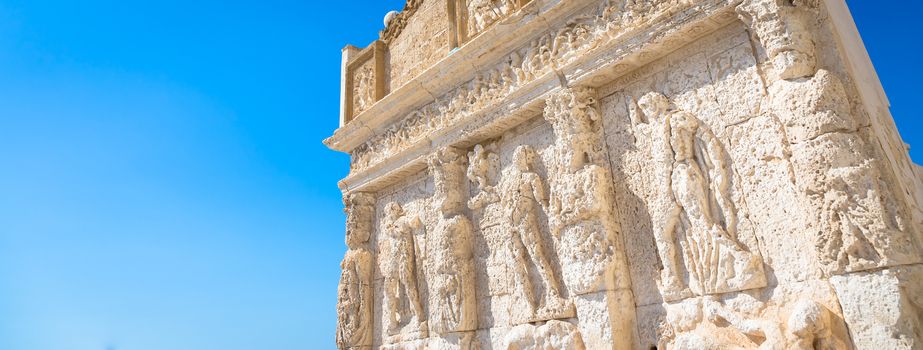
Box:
left=324, top=0, right=589, bottom=154
left=335, top=0, right=740, bottom=193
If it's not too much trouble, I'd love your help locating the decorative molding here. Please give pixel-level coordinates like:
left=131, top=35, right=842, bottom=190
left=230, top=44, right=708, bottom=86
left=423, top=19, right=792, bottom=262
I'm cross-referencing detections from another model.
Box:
left=350, top=0, right=713, bottom=175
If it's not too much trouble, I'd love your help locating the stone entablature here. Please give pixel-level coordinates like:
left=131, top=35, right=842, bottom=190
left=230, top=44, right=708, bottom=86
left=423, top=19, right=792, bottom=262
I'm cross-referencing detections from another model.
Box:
left=329, top=0, right=737, bottom=192
left=328, top=0, right=923, bottom=349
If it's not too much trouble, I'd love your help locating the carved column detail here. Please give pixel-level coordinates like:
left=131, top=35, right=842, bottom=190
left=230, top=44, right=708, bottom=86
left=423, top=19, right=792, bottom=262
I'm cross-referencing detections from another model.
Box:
left=736, top=0, right=817, bottom=81
left=543, top=86, right=635, bottom=349
left=336, top=192, right=376, bottom=348
left=543, top=86, right=625, bottom=294
left=427, top=146, right=478, bottom=335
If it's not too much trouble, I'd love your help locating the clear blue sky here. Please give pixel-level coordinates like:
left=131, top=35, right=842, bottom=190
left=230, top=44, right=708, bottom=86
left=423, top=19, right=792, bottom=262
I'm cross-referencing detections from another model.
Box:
left=0, top=1, right=918, bottom=349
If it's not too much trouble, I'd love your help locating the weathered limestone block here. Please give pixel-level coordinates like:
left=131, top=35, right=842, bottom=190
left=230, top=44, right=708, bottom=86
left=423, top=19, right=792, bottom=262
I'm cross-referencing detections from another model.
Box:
left=773, top=70, right=921, bottom=275
left=830, top=265, right=923, bottom=350
left=725, top=114, right=823, bottom=284
left=385, top=0, right=451, bottom=90
left=737, top=0, right=817, bottom=80
left=574, top=289, right=635, bottom=350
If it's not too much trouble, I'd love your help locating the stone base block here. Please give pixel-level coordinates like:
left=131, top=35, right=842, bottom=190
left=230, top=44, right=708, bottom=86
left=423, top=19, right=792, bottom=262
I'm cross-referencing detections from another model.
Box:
left=574, top=289, right=636, bottom=350
left=831, top=264, right=923, bottom=350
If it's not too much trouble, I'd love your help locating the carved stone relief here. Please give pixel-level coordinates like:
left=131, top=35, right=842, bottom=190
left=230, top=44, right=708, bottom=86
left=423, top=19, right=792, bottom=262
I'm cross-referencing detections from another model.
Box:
left=350, top=0, right=706, bottom=174
left=337, top=192, right=376, bottom=348
left=465, top=0, right=517, bottom=40
left=427, top=146, right=478, bottom=334
left=659, top=296, right=850, bottom=349
left=543, top=86, right=626, bottom=295
left=336, top=248, right=375, bottom=348
left=771, top=70, right=921, bottom=275
left=353, top=62, right=376, bottom=116
left=344, top=40, right=386, bottom=124
left=331, top=0, right=923, bottom=349
left=504, top=320, right=585, bottom=350
left=381, top=201, right=428, bottom=338
left=500, top=145, right=574, bottom=322
left=736, top=0, right=817, bottom=81
left=466, top=141, right=511, bottom=316
left=467, top=143, right=501, bottom=212
left=636, top=92, right=766, bottom=301
left=345, top=192, right=376, bottom=249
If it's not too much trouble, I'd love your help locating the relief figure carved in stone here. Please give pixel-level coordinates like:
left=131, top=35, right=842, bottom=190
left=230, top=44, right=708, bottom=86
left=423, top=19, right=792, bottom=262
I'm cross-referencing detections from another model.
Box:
left=381, top=202, right=428, bottom=336
left=467, top=143, right=501, bottom=211
left=466, top=0, right=517, bottom=39
left=353, top=63, right=376, bottom=116
left=769, top=70, right=922, bottom=274
left=500, top=145, right=571, bottom=318
left=345, top=192, right=376, bottom=249
left=542, top=87, right=626, bottom=295
left=336, top=192, right=376, bottom=348
left=336, top=248, right=373, bottom=348
left=662, top=297, right=849, bottom=349
left=428, top=146, right=478, bottom=334
left=638, top=92, right=765, bottom=301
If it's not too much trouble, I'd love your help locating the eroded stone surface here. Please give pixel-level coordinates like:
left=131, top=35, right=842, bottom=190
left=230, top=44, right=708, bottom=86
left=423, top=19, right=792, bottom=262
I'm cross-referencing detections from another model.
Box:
left=331, top=0, right=922, bottom=348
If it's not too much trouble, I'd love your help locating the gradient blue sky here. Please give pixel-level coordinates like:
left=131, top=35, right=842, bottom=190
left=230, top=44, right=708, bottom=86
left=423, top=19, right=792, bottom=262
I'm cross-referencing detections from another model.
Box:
left=0, top=1, right=919, bottom=349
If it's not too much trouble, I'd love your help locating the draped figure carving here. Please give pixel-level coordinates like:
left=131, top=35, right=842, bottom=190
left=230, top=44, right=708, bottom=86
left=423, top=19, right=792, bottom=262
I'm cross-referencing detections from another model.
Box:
left=381, top=202, right=428, bottom=336
left=638, top=92, right=765, bottom=300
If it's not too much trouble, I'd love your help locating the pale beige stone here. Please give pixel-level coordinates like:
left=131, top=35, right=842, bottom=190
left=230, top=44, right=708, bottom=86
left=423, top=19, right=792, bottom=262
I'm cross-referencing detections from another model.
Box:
left=329, top=0, right=923, bottom=348
left=505, top=320, right=585, bottom=350
left=831, top=265, right=923, bottom=350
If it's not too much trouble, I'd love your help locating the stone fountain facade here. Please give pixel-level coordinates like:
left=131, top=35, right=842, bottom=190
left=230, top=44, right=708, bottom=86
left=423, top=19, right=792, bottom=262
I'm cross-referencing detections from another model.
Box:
left=326, top=0, right=923, bottom=349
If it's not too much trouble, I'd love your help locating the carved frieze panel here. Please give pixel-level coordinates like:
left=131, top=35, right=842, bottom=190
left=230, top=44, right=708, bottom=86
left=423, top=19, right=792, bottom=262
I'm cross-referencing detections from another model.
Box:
left=452, top=0, right=531, bottom=46
left=349, top=0, right=706, bottom=174
left=345, top=41, right=386, bottom=124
